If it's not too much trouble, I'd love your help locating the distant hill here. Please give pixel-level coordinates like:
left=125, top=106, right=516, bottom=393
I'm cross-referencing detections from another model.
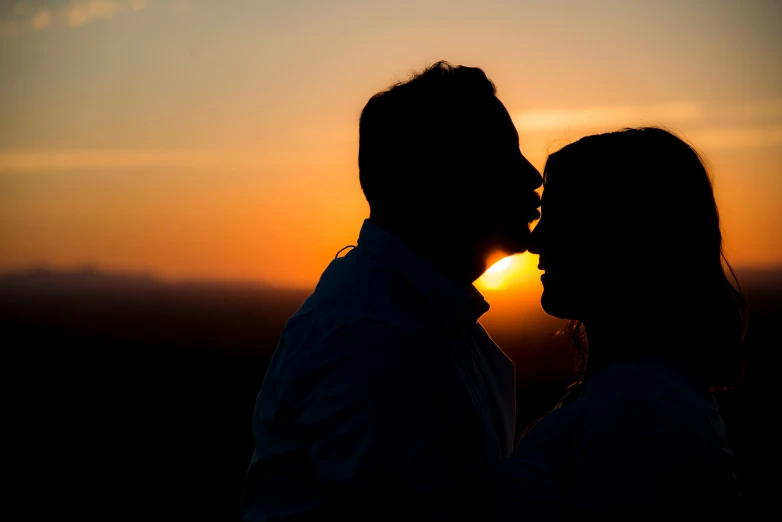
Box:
left=0, top=265, right=306, bottom=296
left=3, top=263, right=777, bottom=305
left=1, top=264, right=778, bottom=371
left=0, top=266, right=311, bottom=358
left=2, top=264, right=778, bottom=387
left=732, top=265, right=782, bottom=289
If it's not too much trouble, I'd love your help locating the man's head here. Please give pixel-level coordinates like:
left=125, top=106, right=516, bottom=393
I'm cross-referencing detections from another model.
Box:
left=358, top=61, right=542, bottom=279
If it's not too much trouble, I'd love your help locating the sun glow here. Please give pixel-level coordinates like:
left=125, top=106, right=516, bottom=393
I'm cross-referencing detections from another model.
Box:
left=476, top=253, right=540, bottom=292
left=486, top=257, right=512, bottom=273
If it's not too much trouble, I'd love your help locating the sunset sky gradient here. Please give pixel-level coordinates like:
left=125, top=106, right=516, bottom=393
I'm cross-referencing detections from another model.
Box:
left=2, top=0, right=780, bottom=297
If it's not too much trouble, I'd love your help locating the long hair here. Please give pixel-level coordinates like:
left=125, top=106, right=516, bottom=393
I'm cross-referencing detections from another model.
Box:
left=544, top=127, right=748, bottom=391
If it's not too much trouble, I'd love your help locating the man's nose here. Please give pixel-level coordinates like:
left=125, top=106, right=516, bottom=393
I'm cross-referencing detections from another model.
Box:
left=530, top=168, right=543, bottom=191
left=518, top=153, right=542, bottom=191
left=525, top=161, right=542, bottom=191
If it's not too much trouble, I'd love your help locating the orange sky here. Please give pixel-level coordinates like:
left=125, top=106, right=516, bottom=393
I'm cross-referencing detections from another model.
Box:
left=1, top=0, right=781, bottom=296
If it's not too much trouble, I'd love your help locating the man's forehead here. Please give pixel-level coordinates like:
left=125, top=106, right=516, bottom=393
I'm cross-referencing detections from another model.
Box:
left=491, top=97, right=517, bottom=131
left=474, top=97, right=519, bottom=149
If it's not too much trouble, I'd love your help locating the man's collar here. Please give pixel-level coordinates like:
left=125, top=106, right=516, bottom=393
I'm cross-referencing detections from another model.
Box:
left=356, top=219, right=490, bottom=329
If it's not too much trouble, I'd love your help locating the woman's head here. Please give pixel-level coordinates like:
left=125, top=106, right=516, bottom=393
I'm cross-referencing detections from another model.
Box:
left=530, top=127, right=747, bottom=388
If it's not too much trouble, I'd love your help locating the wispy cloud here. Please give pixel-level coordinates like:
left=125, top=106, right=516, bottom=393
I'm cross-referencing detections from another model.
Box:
left=67, top=0, right=121, bottom=28
left=0, top=0, right=147, bottom=35
left=2, top=123, right=779, bottom=175
left=0, top=150, right=240, bottom=173
left=712, top=98, right=782, bottom=123
left=30, top=8, right=50, bottom=29
left=0, top=98, right=779, bottom=173
left=513, top=102, right=703, bottom=131
left=688, top=125, right=782, bottom=150
left=0, top=148, right=327, bottom=173
left=513, top=99, right=782, bottom=133
left=512, top=99, right=782, bottom=153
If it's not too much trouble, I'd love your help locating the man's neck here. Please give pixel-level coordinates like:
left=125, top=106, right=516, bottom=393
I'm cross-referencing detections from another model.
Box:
left=368, top=215, right=487, bottom=285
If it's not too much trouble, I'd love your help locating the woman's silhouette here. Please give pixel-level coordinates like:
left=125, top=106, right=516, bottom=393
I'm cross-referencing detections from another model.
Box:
left=493, top=127, right=748, bottom=520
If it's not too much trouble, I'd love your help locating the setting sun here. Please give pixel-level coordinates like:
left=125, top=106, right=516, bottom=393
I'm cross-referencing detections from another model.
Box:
left=487, top=257, right=512, bottom=273
left=476, top=253, right=540, bottom=292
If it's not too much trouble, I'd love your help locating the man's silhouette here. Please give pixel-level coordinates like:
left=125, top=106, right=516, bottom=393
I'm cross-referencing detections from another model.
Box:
left=240, top=61, right=543, bottom=521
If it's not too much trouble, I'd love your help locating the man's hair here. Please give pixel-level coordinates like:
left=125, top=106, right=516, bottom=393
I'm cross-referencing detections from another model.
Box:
left=358, top=61, right=497, bottom=212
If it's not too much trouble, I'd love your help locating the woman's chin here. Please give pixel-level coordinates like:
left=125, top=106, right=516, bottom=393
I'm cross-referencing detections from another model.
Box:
left=540, top=291, right=579, bottom=320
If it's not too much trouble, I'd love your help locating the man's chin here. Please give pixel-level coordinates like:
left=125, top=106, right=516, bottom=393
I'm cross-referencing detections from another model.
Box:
left=495, top=229, right=532, bottom=255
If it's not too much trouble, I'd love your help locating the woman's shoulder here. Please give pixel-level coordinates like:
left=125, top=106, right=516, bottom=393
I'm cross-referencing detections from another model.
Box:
left=579, top=357, right=723, bottom=444
left=517, top=356, right=715, bottom=446
left=584, top=356, right=703, bottom=403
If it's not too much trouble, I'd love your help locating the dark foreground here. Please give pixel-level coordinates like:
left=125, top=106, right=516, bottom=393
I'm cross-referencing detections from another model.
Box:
left=2, top=268, right=775, bottom=520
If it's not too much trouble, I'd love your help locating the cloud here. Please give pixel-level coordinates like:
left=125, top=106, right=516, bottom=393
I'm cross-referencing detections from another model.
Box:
left=712, top=98, right=782, bottom=123
left=688, top=125, right=782, bottom=150
left=0, top=96, right=778, bottom=174
left=2, top=126, right=779, bottom=175
left=0, top=149, right=312, bottom=173
left=66, top=0, right=121, bottom=27
left=0, top=150, right=224, bottom=172
left=513, top=98, right=782, bottom=134
left=1, top=0, right=147, bottom=34
left=512, top=99, right=782, bottom=154
left=30, top=8, right=50, bottom=29
left=513, top=102, right=703, bottom=131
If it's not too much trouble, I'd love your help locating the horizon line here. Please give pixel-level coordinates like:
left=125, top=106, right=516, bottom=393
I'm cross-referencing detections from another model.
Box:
left=2, top=262, right=782, bottom=290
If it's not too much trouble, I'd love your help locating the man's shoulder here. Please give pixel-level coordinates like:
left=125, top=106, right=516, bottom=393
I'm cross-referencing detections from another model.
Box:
left=266, top=248, right=441, bottom=384
left=268, top=314, right=436, bottom=408
left=291, top=249, right=432, bottom=335
left=283, top=313, right=414, bottom=358
left=275, top=277, right=432, bottom=371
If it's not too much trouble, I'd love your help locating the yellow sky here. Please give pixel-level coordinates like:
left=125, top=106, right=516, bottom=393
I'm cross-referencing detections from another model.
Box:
left=1, top=0, right=781, bottom=292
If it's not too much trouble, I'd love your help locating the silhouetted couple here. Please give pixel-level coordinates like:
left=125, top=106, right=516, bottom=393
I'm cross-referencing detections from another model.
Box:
left=240, top=62, right=747, bottom=521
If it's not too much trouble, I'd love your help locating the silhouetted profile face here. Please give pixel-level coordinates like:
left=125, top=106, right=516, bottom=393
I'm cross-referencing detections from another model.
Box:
left=358, top=62, right=542, bottom=264
left=454, top=96, right=543, bottom=255
left=495, top=106, right=544, bottom=249
left=530, top=127, right=726, bottom=321
left=529, top=167, right=597, bottom=320
left=531, top=127, right=748, bottom=390
left=530, top=136, right=659, bottom=321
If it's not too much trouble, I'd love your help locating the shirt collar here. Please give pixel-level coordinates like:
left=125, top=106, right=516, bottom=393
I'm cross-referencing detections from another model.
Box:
left=356, top=219, right=490, bottom=329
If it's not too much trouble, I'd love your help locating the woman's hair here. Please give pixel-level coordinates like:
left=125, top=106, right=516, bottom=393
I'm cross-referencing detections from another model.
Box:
left=543, top=127, right=748, bottom=391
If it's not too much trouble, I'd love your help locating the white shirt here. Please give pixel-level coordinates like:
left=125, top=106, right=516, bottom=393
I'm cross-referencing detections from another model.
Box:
left=241, top=219, right=516, bottom=521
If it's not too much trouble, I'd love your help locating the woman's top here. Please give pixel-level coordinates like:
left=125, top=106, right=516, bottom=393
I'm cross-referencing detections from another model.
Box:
left=492, top=355, right=744, bottom=521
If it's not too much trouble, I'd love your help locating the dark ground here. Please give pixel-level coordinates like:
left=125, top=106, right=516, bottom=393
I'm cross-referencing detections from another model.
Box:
left=2, top=267, right=776, bottom=520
